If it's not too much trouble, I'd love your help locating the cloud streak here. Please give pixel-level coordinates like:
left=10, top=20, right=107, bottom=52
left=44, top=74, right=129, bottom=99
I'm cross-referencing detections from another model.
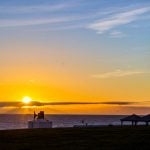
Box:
left=88, top=7, right=150, bottom=34
left=0, top=1, right=85, bottom=28
left=0, top=13, right=98, bottom=28
left=0, top=2, right=150, bottom=34
left=0, top=18, right=70, bottom=27
left=92, top=70, right=147, bottom=79
left=0, top=101, right=136, bottom=108
left=0, top=3, right=72, bottom=14
left=109, top=31, right=126, bottom=38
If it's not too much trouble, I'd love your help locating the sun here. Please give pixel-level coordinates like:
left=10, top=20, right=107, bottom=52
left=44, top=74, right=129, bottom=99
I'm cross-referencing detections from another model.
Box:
left=22, top=96, right=32, bottom=104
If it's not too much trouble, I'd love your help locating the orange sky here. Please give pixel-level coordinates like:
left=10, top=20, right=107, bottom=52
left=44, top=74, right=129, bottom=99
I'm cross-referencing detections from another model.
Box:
left=0, top=0, right=150, bottom=114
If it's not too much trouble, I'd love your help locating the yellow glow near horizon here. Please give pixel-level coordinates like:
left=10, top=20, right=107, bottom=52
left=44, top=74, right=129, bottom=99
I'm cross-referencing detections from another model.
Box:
left=22, top=96, right=32, bottom=104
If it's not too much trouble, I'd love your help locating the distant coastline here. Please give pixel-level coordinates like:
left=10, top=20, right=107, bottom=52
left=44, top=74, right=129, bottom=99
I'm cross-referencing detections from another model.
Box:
left=0, top=114, right=128, bottom=130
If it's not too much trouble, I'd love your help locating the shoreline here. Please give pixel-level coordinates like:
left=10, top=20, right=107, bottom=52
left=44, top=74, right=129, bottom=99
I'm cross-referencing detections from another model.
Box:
left=1, top=123, right=148, bottom=131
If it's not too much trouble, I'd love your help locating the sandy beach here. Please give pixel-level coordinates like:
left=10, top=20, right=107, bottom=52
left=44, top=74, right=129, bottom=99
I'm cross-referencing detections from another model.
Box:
left=0, top=126, right=150, bottom=150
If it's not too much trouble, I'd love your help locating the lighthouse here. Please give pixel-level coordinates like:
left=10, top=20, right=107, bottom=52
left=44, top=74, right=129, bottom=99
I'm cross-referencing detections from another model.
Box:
left=28, top=111, right=52, bottom=128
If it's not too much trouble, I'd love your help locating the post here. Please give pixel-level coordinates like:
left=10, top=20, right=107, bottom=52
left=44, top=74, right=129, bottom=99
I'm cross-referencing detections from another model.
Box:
left=121, top=121, right=123, bottom=126
left=34, top=111, right=37, bottom=120
left=132, top=121, right=134, bottom=126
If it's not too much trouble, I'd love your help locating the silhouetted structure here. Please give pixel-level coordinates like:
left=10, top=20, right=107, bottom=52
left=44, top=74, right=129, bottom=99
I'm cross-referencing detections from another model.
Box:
left=28, top=111, right=52, bottom=128
left=141, top=114, right=150, bottom=126
left=120, top=114, right=141, bottom=126
left=34, top=111, right=37, bottom=120
left=38, top=111, right=44, bottom=119
left=34, top=111, right=44, bottom=120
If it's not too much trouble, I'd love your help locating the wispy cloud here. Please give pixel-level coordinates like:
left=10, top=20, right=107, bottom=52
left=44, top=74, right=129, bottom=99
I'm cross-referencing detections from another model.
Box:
left=0, top=3, right=72, bottom=14
left=0, top=12, right=98, bottom=28
left=0, top=1, right=86, bottom=28
left=88, top=7, right=150, bottom=34
left=109, top=31, right=126, bottom=38
left=0, top=18, right=69, bottom=27
left=0, top=2, right=150, bottom=34
left=92, top=70, right=147, bottom=79
left=0, top=101, right=101, bottom=107
left=100, top=101, right=136, bottom=105
left=0, top=101, right=136, bottom=108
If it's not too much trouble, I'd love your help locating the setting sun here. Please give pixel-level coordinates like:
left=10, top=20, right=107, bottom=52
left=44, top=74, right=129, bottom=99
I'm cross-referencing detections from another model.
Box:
left=22, top=96, right=32, bottom=104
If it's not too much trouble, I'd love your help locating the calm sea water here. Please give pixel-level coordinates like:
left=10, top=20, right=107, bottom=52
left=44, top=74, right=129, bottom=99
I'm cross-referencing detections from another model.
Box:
left=0, top=114, right=127, bottom=130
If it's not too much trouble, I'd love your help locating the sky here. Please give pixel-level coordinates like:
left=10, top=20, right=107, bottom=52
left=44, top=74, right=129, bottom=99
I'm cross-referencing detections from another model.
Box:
left=0, top=0, right=150, bottom=114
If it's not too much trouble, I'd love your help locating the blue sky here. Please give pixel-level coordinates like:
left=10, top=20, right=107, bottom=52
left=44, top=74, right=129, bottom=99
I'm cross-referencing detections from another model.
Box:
left=2, top=1, right=149, bottom=69
left=0, top=0, right=150, bottom=32
left=0, top=0, right=150, bottom=114
left=0, top=0, right=150, bottom=78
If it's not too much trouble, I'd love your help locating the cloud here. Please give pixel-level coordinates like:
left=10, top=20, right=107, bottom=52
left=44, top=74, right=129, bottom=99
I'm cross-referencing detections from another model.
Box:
left=0, top=13, right=97, bottom=28
left=100, top=101, right=136, bottom=105
left=88, top=7, right=150, bottom=34
left=0, top=1, right=87, bottom=28
left=0, top=3, right=71, bottom=14
left=92, top=70, right=147, bottom=79
left=0, top=18, right=69, bottom=27
left=1, top=2, right=150, bottom=32
left=0, top=101, right=137, bottom=108
left=109, top=31, right=126, bottom=38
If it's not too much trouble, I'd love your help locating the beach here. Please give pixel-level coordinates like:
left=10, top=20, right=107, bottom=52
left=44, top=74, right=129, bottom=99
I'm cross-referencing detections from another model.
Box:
left=0, top=126, right=150, bottom=150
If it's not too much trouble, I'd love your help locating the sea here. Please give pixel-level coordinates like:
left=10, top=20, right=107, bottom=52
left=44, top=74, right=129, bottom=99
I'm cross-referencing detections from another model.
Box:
left=0, top=114, right=128, bottom=130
